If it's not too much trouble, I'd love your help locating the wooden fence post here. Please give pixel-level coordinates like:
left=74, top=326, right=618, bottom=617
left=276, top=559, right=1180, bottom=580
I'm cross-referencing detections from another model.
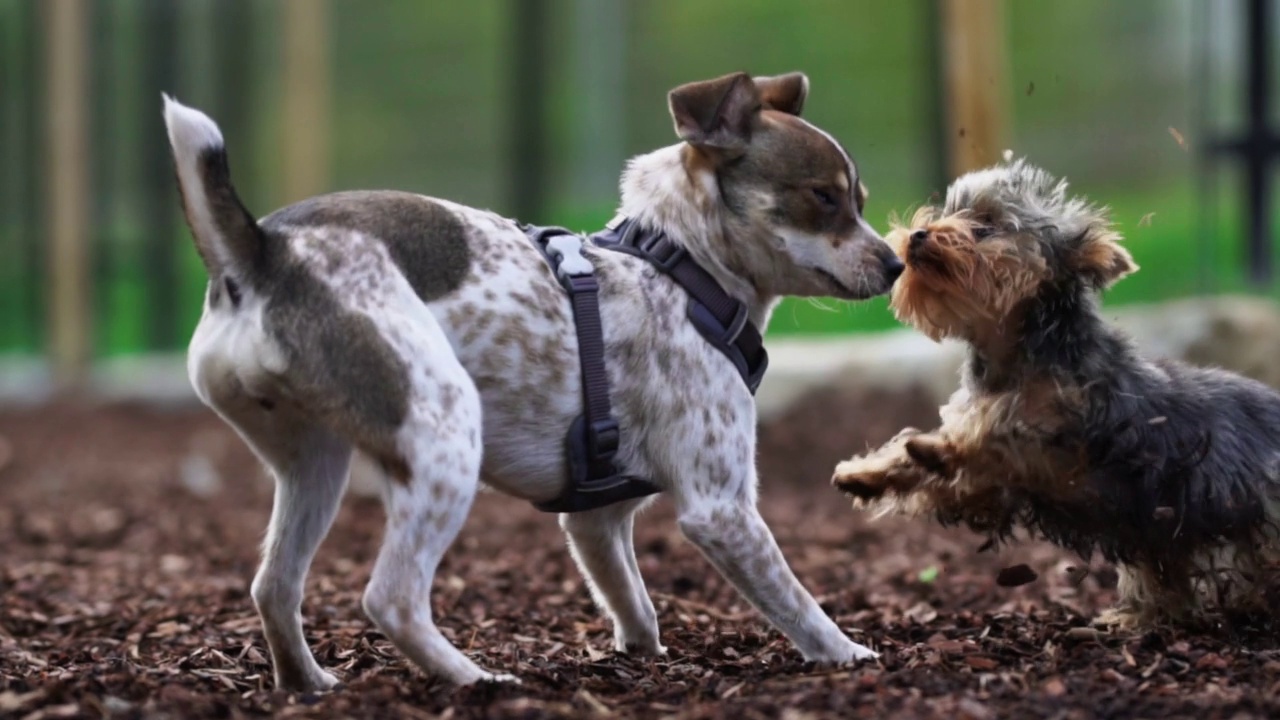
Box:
left=938, top=0, right=1012, bottom=177
left=280, top=0, right=331, bottom=204
left=45, top=0, right=92, bottom=390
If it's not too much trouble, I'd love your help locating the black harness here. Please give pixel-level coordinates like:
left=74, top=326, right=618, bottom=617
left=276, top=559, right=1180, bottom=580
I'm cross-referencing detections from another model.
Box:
left=523, top=216, right=768, bottom=514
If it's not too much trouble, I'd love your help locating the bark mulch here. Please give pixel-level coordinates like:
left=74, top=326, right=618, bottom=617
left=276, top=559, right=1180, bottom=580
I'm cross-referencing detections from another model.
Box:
left=2, top=399, right=1278, bottom=719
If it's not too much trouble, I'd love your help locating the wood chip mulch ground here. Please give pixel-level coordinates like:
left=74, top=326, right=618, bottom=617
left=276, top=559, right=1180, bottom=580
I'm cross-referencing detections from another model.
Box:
left=2, top=398, right=1278, bottom=719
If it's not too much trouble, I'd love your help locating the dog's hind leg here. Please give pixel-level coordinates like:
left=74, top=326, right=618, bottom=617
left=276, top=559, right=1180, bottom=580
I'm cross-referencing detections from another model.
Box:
left=215, top=405, right=352, bottom=693
left=560, top=499, right=664, bottom=655
left=356, top=345, right=507, bottom=686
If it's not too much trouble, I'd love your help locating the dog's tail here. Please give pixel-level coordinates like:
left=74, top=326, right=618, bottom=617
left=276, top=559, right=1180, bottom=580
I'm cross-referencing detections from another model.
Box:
left=162, top=94, right=265, bottom=283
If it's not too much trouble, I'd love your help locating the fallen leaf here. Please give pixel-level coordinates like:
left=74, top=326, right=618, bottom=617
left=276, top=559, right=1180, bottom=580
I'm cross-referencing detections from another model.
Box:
left=1168, top=126, right=1188, bottom=150
left=906, top=601, right=938, bottom=624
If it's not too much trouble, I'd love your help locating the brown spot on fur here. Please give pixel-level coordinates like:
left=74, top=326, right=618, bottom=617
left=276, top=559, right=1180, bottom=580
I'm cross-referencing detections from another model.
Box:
left=261, top=191, right=473, bottom=302
left=378, top=454, right=412, bottom=486
left=258, top=242, right=412, bottom=453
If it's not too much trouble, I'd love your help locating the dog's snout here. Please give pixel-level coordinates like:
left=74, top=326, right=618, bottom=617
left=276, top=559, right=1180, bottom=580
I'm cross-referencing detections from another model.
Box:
left=909, top=229, right=929, bottom=250
left=883, top=255, right=905, bottom=282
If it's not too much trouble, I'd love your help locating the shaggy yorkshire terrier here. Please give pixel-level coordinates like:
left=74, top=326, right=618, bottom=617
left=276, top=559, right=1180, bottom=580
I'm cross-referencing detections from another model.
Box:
left=832, top=156, right=1280, bottom=628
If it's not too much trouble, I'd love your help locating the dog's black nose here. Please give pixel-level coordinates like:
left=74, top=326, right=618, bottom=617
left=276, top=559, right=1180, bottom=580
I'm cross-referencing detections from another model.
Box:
left=909, top=229, right=929, bottom=249
left=884, top=256, right=905, bottom=282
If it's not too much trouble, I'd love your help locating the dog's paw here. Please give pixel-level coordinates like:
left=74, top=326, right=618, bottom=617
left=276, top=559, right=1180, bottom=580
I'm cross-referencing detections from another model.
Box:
left=832, top=460, right=889, bottom=499
left=618, top=638, right=668, bottom=656
left=278, top=669, right=341, bottom=694
left=890, top=426, right=922, bottom=442
left=904, top=435, right=954, bottom=476
left=806, top=641, right=880, bottom=665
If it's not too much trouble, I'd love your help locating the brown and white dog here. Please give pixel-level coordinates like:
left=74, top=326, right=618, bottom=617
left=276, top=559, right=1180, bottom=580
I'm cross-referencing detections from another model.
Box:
left=163, top=71, right=901, bottom=690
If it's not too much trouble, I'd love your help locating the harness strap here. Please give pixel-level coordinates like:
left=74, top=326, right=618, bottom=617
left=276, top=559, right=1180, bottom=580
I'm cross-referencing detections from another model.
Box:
left=523, top=225, right=662, bottom=514
left=591, top=217, right=769, bottom=394
left=521, top=217, right=770, bottom=514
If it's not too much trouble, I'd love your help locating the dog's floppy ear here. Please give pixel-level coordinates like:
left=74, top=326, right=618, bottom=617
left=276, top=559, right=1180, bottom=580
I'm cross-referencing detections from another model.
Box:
left=668, top=71, right=761, bottom=153
left=1074, top=227, right=1137, bottom=289
left=754, top=72, right=808, bottom=116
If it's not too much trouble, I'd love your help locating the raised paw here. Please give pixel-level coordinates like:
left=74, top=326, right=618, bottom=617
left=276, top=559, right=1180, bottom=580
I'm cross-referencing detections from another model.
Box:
left=889, top=426, right=922, bottom=442
left=904, top=435, right=955, bottom=476
left=832, top=458, right=892, bottom=499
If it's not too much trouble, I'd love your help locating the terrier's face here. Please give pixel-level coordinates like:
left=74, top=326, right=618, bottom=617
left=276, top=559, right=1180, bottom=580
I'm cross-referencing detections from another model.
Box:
left=887, top=157, right=1137, bottom=342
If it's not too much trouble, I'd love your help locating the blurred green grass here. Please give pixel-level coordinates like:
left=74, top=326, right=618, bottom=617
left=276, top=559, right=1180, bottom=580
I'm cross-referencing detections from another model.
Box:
left=3, top=1, right=1270, bottom=359
left=10, top=175, right=1247, bottom=359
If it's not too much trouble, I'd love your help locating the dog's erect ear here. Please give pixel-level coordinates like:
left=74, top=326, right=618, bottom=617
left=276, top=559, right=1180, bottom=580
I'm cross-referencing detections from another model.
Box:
left=668, top=72, right=761, bottom=153
left=754, top=72, right=808, bottom=116
left=1075, top=229, right=1138, bottom=289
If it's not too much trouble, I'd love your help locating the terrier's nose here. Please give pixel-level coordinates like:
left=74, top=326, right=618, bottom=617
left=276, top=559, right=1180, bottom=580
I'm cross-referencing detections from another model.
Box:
left=909, top=229, right=929, bottom=249
left=884, top=256, right=905, bottom=282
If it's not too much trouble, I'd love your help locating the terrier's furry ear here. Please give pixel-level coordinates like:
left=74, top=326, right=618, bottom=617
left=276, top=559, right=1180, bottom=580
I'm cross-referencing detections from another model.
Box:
left=668, top=72, right=761, bottom=153
left=1075, top=228, right=1138, bottom=289
left=754, top=72, right=808, bottom=116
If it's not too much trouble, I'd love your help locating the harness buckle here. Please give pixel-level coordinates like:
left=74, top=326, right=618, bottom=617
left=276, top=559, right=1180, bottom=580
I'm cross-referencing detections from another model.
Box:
left=636, top=232, right=687, bottom=272
left=589, top=417, right=620, bottom=457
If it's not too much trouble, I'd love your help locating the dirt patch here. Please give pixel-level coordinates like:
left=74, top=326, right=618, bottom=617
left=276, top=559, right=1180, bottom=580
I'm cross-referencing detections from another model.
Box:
left=1, top=400, right=1278, bottom=719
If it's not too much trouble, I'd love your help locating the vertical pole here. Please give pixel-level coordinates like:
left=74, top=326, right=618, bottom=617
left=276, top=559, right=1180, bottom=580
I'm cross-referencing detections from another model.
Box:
left=142, top=0, right=179, bottom=350
left=570, top=0, right=627, bottom=210
left=1243, top=0, right=1273, bottom=287
left=44, top=0, right=92, bottom=389
left=924, top=0, right=949, bottom=195
left=21, top=0, right=44, bottom=355
left=509, top=0, right=550, bottom=223
left=215, top=0, right=256, bottom=204
left=280, top=0, right=332, bottom=205
left=939, top=0, right=1011, bottom=176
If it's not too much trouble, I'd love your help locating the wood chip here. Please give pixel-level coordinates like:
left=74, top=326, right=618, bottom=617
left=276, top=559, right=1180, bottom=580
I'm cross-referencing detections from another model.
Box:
left=996, top=564, right=1038, bottom=587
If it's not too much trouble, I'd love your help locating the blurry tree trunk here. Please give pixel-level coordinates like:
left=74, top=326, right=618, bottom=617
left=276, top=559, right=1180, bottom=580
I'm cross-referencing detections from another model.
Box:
left=280, top=0, right=331, bottom=204
left=508, top=0, right=550, bottom=223
left=938, top=0, right=1011, bottom=176
left=45, top=0, right=92, bottom=389
left=216, top=0, right=257, bottom=204
left=570, top=0, right=626, bottom=210
left=142, top=0, right=180, bottom=350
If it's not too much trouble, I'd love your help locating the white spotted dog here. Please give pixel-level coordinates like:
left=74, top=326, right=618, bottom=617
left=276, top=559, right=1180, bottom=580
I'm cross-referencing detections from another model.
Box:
left=162, top=71, right=903, bottom=691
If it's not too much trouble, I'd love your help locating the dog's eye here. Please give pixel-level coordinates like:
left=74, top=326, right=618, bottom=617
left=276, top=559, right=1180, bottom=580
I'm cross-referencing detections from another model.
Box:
left=973, top=225, right=995, bottom=240
left=811, top=187, right=837, bottom=209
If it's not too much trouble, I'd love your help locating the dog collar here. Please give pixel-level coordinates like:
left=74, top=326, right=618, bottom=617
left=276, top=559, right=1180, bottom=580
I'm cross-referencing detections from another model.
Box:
left=591, top=215, right=769, bottom=394
left=521, top=218, right=768, bottom=514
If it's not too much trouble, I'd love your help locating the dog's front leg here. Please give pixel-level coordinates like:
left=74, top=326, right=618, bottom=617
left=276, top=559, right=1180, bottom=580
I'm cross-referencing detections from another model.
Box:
left=832, top=427, right=939, bottom=500
left=672, top=470, right=877, bottom=664
left=560, top=499, right=664, bottom=655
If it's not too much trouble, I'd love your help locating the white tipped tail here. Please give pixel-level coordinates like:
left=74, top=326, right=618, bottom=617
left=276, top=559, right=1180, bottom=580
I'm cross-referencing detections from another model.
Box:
left=162, top=93, right=263, bottom=280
